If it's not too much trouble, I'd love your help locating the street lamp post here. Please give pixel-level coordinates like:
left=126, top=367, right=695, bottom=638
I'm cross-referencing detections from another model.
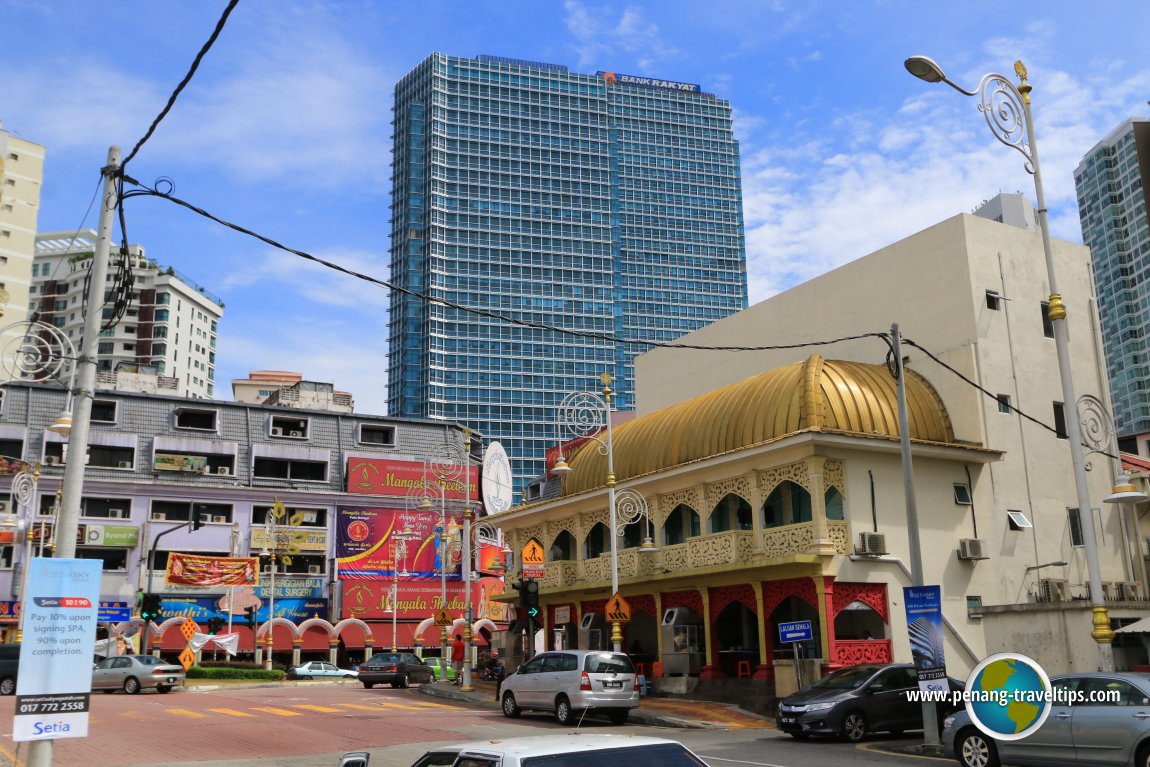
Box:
left=428, top=438, right=467, bottom=665
left=905, top=55, right=1116, bottom=671
left=386, top=528, right=417, bottom=652
left=553, top=373, right=654, bottom=652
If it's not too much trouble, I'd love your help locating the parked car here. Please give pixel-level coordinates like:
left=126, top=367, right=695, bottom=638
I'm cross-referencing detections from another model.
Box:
left=423, top=657, right=456, bottom=683
left=91, top=654, right=185, bottom=694
left=0, top=643, right=19, bottom=696
left=358, top=652, right=435, bottom=689
left=499, top=649, right=639, bottom=726
left=289, top=661, right=358, bottom=680
left=403, top=733, right=709, bottom=767
left=942, top=672, right=1150, bottom=767
left=777, top=662, right=964, bottom=742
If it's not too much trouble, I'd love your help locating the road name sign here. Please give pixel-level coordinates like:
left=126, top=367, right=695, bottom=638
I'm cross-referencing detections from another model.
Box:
left=778, top=620, right=813, bottom=643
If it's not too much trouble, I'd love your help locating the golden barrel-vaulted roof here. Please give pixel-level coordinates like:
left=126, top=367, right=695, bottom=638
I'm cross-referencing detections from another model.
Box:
left=561, top=354, right=955, bottom=496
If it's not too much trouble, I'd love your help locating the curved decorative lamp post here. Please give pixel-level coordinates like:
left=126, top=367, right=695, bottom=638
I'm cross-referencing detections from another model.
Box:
left=906, top=55, right=1115, bottom=671
left=552, top=373, right=654, bottom=651
left=427, top=438, right=467, bottom=679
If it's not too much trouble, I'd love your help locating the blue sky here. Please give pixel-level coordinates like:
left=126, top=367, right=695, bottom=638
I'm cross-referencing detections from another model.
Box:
left=2, top=1, right=1148, bottom=415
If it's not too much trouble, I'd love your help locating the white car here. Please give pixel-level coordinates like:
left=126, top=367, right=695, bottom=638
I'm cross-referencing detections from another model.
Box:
left=289, top=661, right=358, bottom=680
left=404, top=734, right=708, bottom=767
left=499, top=650, right=640, bottom=725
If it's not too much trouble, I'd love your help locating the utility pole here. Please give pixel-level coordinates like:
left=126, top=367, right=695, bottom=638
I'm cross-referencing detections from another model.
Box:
left=27, top=146, right=119, bottom=767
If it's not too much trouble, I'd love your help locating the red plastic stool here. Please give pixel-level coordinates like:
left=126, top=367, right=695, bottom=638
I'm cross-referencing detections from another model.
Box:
left=737, top=660, right=753, bottom=678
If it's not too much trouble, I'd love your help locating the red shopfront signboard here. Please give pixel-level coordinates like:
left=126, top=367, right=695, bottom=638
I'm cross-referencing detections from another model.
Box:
left=340, top=577, right=513, bottom=623
left=346, top=457, right=478, bottom=500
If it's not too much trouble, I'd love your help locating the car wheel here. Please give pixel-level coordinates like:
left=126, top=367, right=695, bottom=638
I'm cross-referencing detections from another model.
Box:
left=362, top=681, right=375, bottom=689
left=607, top=709, right=629, bottom=725
left=123, top=677, right=141, bottom=695
left=301, top=675, right=312, bottom=680
left=155, top=685, right=171, bottom=694
left=397, top=673, right=409, bottom=689
left=840, top=711, right=866, bottom=742
left=788, top=732, right=809, bottom=740
left=957, top=728, right=1000, bottom=767
left=556, top=695, right=577, bottom=726
left=0, top=676, right=15, bottom=696
left=1137, top=742, right=1150, bottom=767
left=345, top=674, right=357, bottom=679
left=501, top=692, right=521, bottom=718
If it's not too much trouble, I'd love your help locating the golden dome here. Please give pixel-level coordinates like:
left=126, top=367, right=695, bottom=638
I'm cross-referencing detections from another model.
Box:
left=561, top=354, right=954, bottom=496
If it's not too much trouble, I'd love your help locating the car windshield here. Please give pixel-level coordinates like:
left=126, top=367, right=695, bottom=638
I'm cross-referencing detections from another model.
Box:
left=522, top=743, right=706, bottom=767
left=368, top=654, right=401, bottom=664
left=583, top=653, right=635, bottom=674
left=809, top=666, right=876, bottom=690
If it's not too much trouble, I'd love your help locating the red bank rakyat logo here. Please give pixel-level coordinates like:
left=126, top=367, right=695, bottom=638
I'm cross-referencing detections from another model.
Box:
left=603, top=72, right=617, bottom=85
left=346, top=520, right=370, bottom=542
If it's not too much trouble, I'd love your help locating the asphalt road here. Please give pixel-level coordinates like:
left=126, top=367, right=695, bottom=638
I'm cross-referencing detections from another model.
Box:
left=0, top=682, right=941, bottom=767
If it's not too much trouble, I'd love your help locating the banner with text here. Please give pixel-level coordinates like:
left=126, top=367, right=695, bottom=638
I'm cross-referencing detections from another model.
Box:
left=903, top=585, right=947, bottom=693
left=340, top=576, right=512, bottom=622
left=165, top=554, right=259, bottom=588
left=346, top=457, right=478, bottom=500
left=336, top=505, right=464, bottom=579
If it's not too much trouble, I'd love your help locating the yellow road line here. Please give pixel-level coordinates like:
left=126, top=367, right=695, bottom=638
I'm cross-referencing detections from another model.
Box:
left=252, top=707, right=303, bottom=717
left=0, top=738, right=20, bottom=767
left=336, top=704, right=385, bottom=711
left=165, top=708, right=208, bottom=718
left=407, top=701, right=461, bottom=709
left=207, top=708, right=256, bottom=717
left=374, top=702, right=431, bottom=710
left=294, top=704, right=344, bottom=713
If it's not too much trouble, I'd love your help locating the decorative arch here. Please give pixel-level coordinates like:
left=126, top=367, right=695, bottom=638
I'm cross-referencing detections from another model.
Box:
left=548, top=529, right=577, bottom=561
left=762, top=577, right=818, bottom=616
left=414, top=617, right=436, bottom=644
left=662, top=503, right=701, bottom=545
left=709, top=584, right=757, bottom=619
left=296, top=617, right=337, bottom=640
left=627, top=594, right=656, bottom=621
left=152, top=616, right=189, bottom=640
left=471, top=618, right=496, bottom=636
left=709, top=492, right=753, bottom=533
left=255, top=617, right=300, bottom=640
left=832, top=582, right=889, bottom=622
left=333, top=618, right=375, bottom=645
left=662, top=589, right=703, bottom=617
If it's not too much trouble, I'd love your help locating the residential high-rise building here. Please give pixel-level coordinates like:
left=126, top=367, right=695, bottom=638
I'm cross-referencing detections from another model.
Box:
left=386, top=54, right=748, bottom=499
left=32, top=230, right=223, bottom=398
left=1074, top=118, right=1150, bottom=445
left=0, top=121, right=44, bottom=338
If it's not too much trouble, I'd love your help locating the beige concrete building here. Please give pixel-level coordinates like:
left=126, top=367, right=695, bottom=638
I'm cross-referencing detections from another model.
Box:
left=231, top=370, right=354, bottom=413
left=489, top=207, right=1147, bottom=695
left=0, top=123, right=44, bottom=342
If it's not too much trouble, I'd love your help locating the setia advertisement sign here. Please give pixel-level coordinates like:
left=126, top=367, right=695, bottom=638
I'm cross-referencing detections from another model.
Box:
left=14, top=558, right=102, bottom=742
left=903, top=585, right=948, bottom=693
left=345, top=457, right=478, bottom=500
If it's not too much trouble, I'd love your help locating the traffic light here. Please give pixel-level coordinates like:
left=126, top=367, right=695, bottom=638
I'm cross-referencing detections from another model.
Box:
left=244, top=606, right=257, bottom=630
left=206, top=617, right=224, bottom=635
left=140, top=593, right=161, bottom=622
left=191, top=508, right=204, bottom=531
left=511, top=578, right=540, bottom=628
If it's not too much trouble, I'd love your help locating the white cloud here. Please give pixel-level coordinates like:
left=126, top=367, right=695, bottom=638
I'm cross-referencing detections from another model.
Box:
left=562, top=0, right=677, bottom=71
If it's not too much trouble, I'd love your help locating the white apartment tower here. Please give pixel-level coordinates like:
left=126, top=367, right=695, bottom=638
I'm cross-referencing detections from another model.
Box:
left=0, top=122, right=44, bottom=337
left=32, top=230, right=223, bottom=398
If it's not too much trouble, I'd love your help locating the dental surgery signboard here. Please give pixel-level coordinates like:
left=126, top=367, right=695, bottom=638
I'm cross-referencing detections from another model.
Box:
left=13, top=558, right=101, bottom=741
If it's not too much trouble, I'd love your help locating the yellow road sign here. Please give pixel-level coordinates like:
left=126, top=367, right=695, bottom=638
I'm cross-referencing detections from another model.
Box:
left=521, top=539, right=545, bottom=566
left=435, top=608, right=453, bottom=626
left=605, top=592, right=631, bottom=623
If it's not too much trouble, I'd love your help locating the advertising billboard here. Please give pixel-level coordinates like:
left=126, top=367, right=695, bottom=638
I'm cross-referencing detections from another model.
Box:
left=346, top=457, right=478, bottom=500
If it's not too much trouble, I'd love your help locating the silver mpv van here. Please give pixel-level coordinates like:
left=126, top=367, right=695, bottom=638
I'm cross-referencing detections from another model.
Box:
left=500, top=650, right=640, bottom=725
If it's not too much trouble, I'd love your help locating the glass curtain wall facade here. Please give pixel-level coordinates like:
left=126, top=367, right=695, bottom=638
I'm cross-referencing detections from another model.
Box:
left=1074, top=119, right=1150, bottom=439
left=387, top=54, right=748, bottom=500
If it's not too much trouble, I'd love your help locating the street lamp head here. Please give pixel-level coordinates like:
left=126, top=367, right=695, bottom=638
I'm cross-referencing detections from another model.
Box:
left=904, top=55, right=947, bottom=84
left=1026, top=560, right=1068, bottom=571
left=1104, top=474, right=1149, bottom=504
left=46, top=410, right=72, bottom=437
left=551, top=457, right=573, bottom=475
left=639, top=536, right=657, bottom=553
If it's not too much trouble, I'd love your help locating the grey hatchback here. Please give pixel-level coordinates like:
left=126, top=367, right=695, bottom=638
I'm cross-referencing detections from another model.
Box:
left=500, top=650, right=639, bottom=725
left=358, top=652, right=436, bottom=689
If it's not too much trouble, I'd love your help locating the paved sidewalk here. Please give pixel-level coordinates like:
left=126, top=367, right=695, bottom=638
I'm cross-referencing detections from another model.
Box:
left=419, top=679, right=773, bottom=730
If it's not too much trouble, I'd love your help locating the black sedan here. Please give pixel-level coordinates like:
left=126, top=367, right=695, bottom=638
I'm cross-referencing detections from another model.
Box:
left=776, top=663, right=963, bottom=742
left=358, top=652, right=436, bottom=689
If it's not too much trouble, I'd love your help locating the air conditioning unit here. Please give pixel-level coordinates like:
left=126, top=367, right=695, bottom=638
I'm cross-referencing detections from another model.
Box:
left=1117, top=582, right=1143, bottom=601
left=117, top=460, right=132, bottom=469
left=300, top=510, right=318, bottom=524
left=958, top=538, right=990, bottom=561
left=1036, top=578, right=1069, bottom=603
left=44, top=456, right=60, bottom=466
left=270, top=427, right=283, bottom=436
left=107, top=508, right=125, bottom=519
left=1102, top=581, right=1119, bottom=600
left=855, top=532, right=888, bottom=556
left=151, top=512, right=166, bottom=521
left=307, top=565, right=322, bottom=575
left=290, top=430, right=303, bottom=438
left=212, top=515, right=227, bottom=524
left=217, top=466, right=231, bottom=476
left=0, top=501, right=8, bottom=514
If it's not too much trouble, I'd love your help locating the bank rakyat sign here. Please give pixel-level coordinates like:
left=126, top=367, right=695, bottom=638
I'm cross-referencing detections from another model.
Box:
left=597, top=71, right=701, bottom=93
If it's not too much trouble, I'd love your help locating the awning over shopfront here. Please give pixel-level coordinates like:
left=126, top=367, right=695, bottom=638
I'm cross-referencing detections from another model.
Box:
left=1116, top=617, right=1150, bottom=634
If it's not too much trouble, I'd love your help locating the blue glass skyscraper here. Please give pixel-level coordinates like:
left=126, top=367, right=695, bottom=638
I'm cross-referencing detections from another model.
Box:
left=387, top=54, right=748, bottom=501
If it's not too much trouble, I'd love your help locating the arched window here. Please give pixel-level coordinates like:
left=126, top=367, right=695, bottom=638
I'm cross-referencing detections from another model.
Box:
left=549, top=530, right=576, bottom=561
left=710, top=493, right=752, bottom=533
left=584, top=522, right=610, bottom=559
left=662, top=504, right=700, bottom=545
left=825, top=487, right=844, bottom=521
left=762, top=481, right=813, bottom=528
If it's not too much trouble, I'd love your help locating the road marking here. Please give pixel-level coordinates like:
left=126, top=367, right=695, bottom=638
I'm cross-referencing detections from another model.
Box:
left=855, top=742, right=945, bottom=761
left=207, top=708, right=255, bottom=717
left=165, top=708, right=209, bottom=718
left=374, top=702, right=431, bottom=710
left=407, top=701, right=460, bottom=709
left=337, top=704, right=384, bottom=711
left=698, top=757, right=790, bottom=767
left=0, top=739, right=16, bottom=767
left=293, top=704, right=344, bottom=713
left=252, top=707, right=303, bottom=717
